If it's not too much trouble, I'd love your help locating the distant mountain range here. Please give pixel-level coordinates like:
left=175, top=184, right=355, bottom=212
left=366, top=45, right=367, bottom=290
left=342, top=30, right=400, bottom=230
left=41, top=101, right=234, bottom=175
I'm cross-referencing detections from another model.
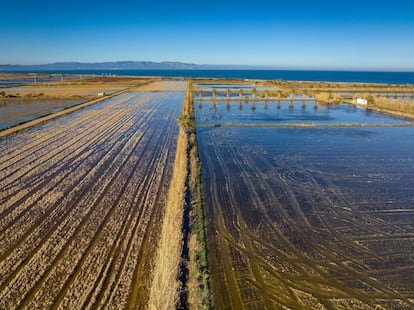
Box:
left=0, top=61, right=264, bottom=71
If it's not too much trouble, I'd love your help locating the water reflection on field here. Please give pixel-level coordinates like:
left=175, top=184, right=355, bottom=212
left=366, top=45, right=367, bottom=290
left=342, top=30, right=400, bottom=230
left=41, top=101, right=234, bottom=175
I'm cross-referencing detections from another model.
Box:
left=196, top=100, right=413, bottom=125
left=0, top=75, right=79, bottom=86
left=196, top=102, right=414, bottom=308
left=0, top=99, right=84, bottom=130
left=194, top=83, right=273, bottom=90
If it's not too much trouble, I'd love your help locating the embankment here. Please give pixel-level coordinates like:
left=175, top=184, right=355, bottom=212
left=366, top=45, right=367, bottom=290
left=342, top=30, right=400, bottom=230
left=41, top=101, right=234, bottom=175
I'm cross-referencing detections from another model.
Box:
left=148, top=83, right=191, bottom=309
left=187, top=86, right=212, bottom=309
left=148, top=81, right=212, bottom=309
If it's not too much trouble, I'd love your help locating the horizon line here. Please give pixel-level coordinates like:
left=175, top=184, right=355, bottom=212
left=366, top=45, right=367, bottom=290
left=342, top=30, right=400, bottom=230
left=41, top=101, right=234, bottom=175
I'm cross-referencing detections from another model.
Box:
left=1, top=60, right=414, bottom=73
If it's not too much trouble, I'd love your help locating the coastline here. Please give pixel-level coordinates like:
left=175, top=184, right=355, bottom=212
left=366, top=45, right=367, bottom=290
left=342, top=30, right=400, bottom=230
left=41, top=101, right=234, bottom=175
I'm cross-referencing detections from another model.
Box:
left=2, top=70, right=414, bottom=84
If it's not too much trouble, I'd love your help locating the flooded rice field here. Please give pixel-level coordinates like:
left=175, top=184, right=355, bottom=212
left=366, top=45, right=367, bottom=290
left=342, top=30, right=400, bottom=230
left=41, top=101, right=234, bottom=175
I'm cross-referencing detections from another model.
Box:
left=0, top=89, right=183, bottom=308
left=0, top=76, right=78, bottom=87
left=3, top=86, right=125, bottom=96
left=196, top=100, right=413, bottom=125
left=195, top=101, right=414, bottom=308
left=194, top=84, right=275, bottom=99
left=0, top=99, right=84, bottom=130
left=194, top=83, right=274, bottom=90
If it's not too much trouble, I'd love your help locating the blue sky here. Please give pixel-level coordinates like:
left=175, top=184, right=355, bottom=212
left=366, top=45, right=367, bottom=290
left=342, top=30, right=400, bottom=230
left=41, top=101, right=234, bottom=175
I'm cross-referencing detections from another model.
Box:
left=1, top=0, right=414, bottom=70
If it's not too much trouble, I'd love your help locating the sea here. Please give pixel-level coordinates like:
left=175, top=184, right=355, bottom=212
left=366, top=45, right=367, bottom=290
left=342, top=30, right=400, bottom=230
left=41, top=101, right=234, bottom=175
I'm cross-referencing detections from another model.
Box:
left=2, top=70, right=414, bottom=85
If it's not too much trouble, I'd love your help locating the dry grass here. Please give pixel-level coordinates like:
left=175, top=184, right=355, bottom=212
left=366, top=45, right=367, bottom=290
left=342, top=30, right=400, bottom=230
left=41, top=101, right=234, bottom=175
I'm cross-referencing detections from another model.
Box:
left=265, top=79, right=414, bottom=91
left=133, top=81, right=186, bottom=92
left=372, top=97, right=414, bottom=116
left=148, top=83, right=190, bottom=309
left=147, top=134, right=187, bottom=309
left=314, top=92, right=342, bottom=103
left=1, top=78, right=152, bottom=99
left=0, top=73, right=50, bottom=79
left=133, top=81, right=167, bottom=92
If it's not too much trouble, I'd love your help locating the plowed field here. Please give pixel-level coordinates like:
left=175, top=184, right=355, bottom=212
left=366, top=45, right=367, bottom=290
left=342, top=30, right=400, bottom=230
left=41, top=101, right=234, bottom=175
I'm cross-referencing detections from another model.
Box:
left=0, top=89, right=183, bottom=308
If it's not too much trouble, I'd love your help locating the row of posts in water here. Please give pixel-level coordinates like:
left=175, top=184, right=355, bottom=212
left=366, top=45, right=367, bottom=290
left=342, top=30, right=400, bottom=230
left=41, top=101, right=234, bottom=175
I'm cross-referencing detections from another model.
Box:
left=194, top=90, right=414, bottom=101
left=198, top=101, right=320, bottom=111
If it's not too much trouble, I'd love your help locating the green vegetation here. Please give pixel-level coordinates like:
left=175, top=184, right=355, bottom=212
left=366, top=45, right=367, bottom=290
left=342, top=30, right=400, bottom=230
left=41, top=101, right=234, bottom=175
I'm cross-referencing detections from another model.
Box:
left=187, top=83, right=212, bottom=309
left=177, top=114, right=190, bottom=133
left=366, top=95, right=375, bottom=104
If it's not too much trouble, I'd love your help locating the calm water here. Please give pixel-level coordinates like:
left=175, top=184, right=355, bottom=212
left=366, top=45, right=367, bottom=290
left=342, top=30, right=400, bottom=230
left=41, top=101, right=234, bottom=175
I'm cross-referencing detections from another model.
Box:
left=4, top=70, right=414, bottom=84
left=195, top=94, right=414, bottom=308
left=0, top=75, right=79, bottom=86
left=195, top=101, right=414, bottom=125
left=0, top=99, right=84, bottom=130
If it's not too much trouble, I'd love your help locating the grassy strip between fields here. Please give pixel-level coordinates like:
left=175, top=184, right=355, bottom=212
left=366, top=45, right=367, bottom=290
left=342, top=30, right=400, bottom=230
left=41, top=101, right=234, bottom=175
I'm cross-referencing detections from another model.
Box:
left=148, top=83, right=190, bottom=309
left=0, top=86, right=137, bottom=138
left=187, top=83, right=213, bottom=309
left=342, top=97, right=414, bottom=120
left=198, top=123, right=414, bottom=128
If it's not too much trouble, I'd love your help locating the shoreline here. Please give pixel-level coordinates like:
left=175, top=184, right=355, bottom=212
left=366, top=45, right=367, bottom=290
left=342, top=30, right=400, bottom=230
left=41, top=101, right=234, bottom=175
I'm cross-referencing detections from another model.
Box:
left=2, top=70, right=414, bottom=84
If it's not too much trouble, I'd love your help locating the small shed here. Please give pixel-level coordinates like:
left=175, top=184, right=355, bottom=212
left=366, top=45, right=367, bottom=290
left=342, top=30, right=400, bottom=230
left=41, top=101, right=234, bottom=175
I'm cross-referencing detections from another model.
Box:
left=356, top=97, right=368, bottom=105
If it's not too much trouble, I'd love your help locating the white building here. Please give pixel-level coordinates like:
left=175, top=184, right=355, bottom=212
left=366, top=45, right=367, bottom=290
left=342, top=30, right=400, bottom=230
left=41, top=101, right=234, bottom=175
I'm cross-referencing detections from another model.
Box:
left=355, top=97, right=368, bottom=105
